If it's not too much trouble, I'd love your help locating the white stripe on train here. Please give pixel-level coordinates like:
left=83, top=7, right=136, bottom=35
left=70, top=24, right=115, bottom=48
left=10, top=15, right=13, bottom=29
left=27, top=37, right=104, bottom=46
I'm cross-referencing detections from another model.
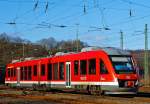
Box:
left=5, top=81, right=118, bottom=86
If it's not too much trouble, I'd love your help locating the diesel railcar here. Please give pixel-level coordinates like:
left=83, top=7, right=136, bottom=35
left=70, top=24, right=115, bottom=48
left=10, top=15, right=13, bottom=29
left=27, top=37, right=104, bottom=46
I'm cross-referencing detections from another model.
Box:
left=5, top=47, right=139, bottom=94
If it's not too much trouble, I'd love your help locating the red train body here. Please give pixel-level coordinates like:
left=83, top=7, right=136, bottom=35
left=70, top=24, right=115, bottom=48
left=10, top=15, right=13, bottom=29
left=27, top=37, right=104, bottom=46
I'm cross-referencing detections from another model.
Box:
left=5, top=47, right=139, bottom=94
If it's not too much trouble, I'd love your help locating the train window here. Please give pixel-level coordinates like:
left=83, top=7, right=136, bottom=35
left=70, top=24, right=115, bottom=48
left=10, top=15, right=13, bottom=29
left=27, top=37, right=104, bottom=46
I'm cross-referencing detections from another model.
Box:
left=24, top=66, right=27, bottom=80
left=53, top=63, right=58, bottom=80
left=8, top=68, right=10, bottom=77
left=21, top=67, right=23, bottom=80
left=28, top=66, right=32, bottom=80
left=89, top=59, right=96, bottom=74
left=14, top=68, right=16, bottom=77
left=41, top=64, right=45, bottom=76
left=59, top=62, right=64, bottom=80
left=100, top=60, right=109, bottom=74
left=11, top=68, right=13, bottom=77
left=47, top=64, right=52, bottom=80
left=74, top=61, right=79, bottom=75
left=33, top=65, right=37, bottom=76
left=80, top=60, right=87, bottom=75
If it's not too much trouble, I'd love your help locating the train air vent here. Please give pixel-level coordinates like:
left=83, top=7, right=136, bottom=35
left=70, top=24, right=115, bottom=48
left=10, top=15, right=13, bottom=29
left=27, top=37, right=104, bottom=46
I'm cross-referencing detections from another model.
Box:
left=55, top=52, right=65, bottom=56
left=24, top=57, right=34, bottom=60
left=81, top=47, right=100, bottom=52
left=12, top=60, right=20, bottom=63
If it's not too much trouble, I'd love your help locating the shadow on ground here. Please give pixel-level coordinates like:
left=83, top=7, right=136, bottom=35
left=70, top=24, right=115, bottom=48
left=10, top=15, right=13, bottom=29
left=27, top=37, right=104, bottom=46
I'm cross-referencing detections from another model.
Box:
left=136, top=92, right=150, bottom=98
left=48, top=89, right=150, bottom=97
left=106, top=92, right=150, bottom=98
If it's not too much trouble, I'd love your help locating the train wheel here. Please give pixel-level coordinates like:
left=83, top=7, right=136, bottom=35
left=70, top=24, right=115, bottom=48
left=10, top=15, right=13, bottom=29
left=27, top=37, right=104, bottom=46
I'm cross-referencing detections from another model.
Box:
left=42, top=84, right=47, bottom=91
left=32, top=84, right=37, bottom=91
left=89, top=85, right=96, bottom=95
left=96, top=85, right=103, bottom=96
left=89, top=85, right=103, bottom=96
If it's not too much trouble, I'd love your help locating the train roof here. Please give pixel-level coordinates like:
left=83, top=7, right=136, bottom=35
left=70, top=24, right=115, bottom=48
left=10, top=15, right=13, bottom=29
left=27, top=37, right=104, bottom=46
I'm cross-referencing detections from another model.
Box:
left=9, top=47, right=131, bottom=65
left=81, top=47, right=130, bottom=56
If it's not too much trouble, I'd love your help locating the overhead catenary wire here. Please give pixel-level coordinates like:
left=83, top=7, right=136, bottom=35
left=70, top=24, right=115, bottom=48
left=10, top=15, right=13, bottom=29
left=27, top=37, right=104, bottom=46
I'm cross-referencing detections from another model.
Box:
left=0, top=0, right=52, bottom=4
left=120, top=0, right=150, bottom=9
left=0, top=0, right=149, bottom=50
left=110, top=13, right=150, bottom=27
left=43, top=1, right=126, bottom=25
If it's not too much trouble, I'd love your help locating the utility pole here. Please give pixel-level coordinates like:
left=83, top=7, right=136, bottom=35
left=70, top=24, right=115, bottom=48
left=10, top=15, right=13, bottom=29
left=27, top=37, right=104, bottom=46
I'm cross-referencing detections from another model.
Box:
left=120, top=30, right=123, bottom=50
left=76, top=24, right=79, bottom=52
left=144, top=24, right=149, bottom=86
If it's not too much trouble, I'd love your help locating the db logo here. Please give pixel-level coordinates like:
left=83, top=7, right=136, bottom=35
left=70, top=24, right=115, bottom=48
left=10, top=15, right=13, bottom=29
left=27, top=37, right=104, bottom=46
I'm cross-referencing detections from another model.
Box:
left=80, top=77, right=86, bottom=80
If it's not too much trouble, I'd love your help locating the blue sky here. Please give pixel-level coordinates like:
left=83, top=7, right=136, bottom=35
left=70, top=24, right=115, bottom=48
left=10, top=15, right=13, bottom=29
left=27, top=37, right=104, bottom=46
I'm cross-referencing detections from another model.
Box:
left=0, top=0, right=150, bottom=49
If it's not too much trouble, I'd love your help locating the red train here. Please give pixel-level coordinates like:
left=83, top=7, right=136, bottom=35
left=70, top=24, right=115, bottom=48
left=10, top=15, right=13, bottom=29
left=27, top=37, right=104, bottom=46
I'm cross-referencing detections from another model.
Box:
left=5, top=47, right=139, bottom=94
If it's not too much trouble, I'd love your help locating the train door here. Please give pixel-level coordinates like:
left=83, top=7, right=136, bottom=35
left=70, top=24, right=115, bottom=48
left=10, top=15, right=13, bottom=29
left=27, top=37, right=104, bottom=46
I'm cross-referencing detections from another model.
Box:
left=66, top=62, right=71, bottom=88
left=17, top=67, right=20, bottom=86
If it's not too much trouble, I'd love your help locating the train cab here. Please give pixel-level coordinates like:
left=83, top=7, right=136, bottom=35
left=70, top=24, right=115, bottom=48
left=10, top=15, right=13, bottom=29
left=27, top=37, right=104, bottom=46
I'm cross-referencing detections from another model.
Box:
left=100, top=48, right=139, bottom=94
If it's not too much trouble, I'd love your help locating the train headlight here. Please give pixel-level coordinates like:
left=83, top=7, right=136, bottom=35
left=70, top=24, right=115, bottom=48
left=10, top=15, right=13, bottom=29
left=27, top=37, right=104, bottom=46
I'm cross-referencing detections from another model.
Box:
left=125, top=81, right=134, bottom=87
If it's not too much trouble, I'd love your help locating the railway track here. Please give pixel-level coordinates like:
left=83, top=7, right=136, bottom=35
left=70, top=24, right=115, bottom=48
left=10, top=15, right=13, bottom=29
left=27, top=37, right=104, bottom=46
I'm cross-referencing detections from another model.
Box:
left=0, top=86, right=150, bottom=104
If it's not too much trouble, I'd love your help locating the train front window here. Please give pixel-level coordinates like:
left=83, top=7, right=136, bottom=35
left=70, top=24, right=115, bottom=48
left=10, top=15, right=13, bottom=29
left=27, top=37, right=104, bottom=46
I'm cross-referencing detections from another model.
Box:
left=111, top=56, right=135, bottom=74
